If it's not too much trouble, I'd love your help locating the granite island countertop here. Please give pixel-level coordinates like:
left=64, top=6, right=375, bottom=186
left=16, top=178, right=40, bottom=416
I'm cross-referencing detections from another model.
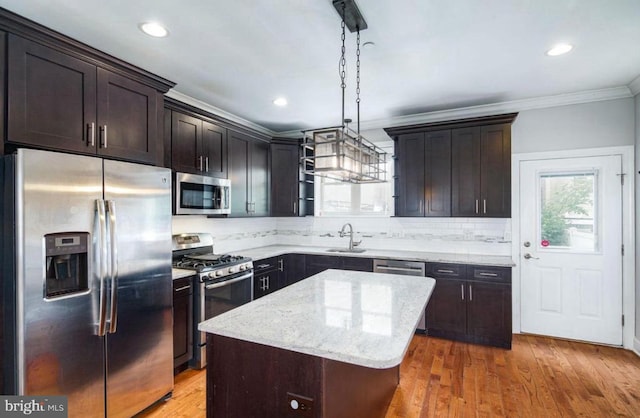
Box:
left=235, top=244, right=514, bottom=267
left=198, top=269, right=435, bottom=369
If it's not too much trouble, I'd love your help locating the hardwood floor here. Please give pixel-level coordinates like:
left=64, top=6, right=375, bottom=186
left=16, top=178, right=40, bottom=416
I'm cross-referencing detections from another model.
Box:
left=137, top=334, right=640, bottom=417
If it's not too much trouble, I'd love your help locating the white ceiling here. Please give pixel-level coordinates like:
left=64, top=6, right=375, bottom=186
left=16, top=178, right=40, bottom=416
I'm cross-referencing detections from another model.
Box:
left=1, top=0, right=639, bottom=136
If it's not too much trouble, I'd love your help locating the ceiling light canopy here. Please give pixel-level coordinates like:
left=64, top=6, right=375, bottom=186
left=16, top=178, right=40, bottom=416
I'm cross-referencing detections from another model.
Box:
left=302, top=0, right=387, bottom=184
left=139, top=22, right=169, bottom=38
left=546, top=43, right=573, bottom=56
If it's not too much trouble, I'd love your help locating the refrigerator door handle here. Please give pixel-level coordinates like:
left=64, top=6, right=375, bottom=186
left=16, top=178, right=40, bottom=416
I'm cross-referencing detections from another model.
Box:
left=106, top=200, right=119, bottom=334
left=96, top=199, right=108, bottom=337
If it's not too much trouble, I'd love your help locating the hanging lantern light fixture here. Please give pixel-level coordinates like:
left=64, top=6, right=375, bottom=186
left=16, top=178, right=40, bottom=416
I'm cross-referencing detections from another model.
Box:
left=301, top=0, right=387, bottom=184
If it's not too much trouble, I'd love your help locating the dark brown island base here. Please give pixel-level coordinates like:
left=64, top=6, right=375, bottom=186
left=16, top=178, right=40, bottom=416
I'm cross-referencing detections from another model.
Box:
left=207, top=334, right=399, bottom=418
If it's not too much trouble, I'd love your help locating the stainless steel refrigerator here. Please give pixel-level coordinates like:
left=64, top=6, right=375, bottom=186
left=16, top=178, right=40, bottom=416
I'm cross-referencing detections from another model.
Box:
left=1, top=148, right=173, bottom=417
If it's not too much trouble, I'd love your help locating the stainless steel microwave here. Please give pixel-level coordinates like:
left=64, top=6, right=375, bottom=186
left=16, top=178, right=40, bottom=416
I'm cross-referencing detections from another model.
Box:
left=175, top=172, right=230, bottom=215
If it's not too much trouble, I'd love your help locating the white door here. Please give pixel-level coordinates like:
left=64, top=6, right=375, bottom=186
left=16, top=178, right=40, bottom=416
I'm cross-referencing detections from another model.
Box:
left=519, top=155, right=623, bottom=345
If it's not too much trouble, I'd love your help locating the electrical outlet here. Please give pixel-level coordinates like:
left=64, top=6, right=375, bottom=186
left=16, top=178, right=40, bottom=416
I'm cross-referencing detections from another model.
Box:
left=286, top=392, right=314, bottom=417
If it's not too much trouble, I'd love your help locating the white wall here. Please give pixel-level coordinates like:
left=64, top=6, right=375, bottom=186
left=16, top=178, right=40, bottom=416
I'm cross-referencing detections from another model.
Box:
left=512, top=98, right=635, bottom=153
left=635, top=93, right=640, bottom=342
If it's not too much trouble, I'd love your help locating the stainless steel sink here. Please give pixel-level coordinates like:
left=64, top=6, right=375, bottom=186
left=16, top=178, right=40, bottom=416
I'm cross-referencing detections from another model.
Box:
left=326, top=248, right=366, bottom=253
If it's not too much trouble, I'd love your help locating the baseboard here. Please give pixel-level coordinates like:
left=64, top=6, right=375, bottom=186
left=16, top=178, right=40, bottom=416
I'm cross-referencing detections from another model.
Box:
left=633, top=337, right=640, bottom=357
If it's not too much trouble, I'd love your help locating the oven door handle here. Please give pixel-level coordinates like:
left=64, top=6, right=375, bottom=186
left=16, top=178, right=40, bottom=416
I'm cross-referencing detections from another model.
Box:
left=205, top=272, right=253, bottom=289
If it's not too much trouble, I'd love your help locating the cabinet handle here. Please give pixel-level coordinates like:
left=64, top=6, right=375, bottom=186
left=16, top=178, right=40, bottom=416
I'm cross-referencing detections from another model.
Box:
left=461, top=284, right=465, bottom=301
left=419, top=199, right=423, bottom=215
left=205, top=157, right=209, bottom=172
left=278, top=259, right=284, bottom=271
left=174, top=285, right=191, bottom=292
left=100, top=125, right=108, bottom=148
left=479, top=272, right=498, bottom=277
left=256, top=264, right=271, bottom=269
left=475, top=199, right=479, bottom=214
left=437, top=269, right=454, bottom=274
left=469, top=285, right=473, bottom=301
left=483, top=199, right=487, bottom=214
left=87, top=122, right=95, bottom=147
left=293, top=201, right=297, bottom=214
left=199, top=156, right=204, bottom=172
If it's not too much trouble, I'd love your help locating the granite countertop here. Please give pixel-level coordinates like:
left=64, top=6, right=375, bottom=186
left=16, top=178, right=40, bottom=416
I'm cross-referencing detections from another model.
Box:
left=235, top=244, right=514, bottom=267
left=172, top=268, right=196, bottom=280
left=198, top=269, right=435, bottom=369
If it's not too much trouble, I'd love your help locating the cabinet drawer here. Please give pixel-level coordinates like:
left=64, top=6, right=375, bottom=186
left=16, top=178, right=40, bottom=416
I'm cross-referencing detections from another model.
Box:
left=254, top=257, right=278, bottom=273
left=173, top=277, right=193, bottom=293
left=469, top=265, right=511, bottom=284
left=426, top=263, right=466, bottom=279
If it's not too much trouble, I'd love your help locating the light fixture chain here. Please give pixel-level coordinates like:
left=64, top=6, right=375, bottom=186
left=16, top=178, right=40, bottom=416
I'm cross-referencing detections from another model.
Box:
left=356, top=28, right=361, bottom=137
left=340, top=3, right=346, bottom=129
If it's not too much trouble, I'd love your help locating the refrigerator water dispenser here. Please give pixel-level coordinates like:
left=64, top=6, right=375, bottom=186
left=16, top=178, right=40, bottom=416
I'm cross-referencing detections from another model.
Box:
left=45, top=232, right=89, bottom=298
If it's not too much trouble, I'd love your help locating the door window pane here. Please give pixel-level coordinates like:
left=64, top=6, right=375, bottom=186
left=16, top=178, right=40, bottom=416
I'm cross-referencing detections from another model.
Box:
left=539, top=171, right=597, bottom=251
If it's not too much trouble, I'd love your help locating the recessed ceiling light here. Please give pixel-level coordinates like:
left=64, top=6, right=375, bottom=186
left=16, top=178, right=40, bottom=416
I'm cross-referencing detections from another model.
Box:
left=546, top=43, right=573, bottom=56
left=273, top=97, right=288, bottom=107
left=139, top=22, right=169, bottom=38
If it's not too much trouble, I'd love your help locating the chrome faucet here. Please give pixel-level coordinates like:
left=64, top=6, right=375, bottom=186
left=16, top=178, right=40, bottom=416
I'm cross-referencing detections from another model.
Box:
left=339, top=223, right=361, bottom=251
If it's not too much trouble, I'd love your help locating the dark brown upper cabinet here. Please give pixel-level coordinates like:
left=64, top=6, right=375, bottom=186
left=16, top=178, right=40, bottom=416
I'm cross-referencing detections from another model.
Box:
left=386, top=113, right=516, bottom=218
left=6, top=33, right=172, bottom=165
left=228, top=130, right=269, bottom=217
left=270, top=140, right=300, bottom=217
left=170, top=109, right=228, bottom=178
left=395, top=130, right=451, bottom=216
left=451, top=124, right=511, bottom=217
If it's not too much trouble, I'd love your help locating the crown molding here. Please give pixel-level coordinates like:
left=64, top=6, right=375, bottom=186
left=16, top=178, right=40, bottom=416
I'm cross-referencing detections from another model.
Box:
left=276, top=86, right=633, bottom=138
left=167, top=86, right=634, bottom=139
left=165, top=90, right=277, bottom=137
left=629, top=74, right=640, bottom=96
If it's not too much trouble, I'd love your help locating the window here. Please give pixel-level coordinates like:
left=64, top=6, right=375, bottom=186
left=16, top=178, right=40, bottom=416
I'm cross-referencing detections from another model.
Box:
left=315, top=143, right=394, bottom=217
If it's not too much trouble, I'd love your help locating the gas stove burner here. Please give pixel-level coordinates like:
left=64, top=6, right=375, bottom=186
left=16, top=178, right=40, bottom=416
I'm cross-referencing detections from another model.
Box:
left=172, top=253, right=251, bottom=273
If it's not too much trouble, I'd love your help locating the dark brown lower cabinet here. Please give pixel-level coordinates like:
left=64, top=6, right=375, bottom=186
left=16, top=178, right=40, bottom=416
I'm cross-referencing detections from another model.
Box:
left=173, top=276, right=194, bottom=369
left=207, top=334, right=398, bottom=418
left=425, top=264, right=512, bottom=349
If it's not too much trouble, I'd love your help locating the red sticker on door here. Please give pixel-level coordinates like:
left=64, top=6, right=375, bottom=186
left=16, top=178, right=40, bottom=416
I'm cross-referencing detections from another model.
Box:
left=541, top=240, right=550, bottom=247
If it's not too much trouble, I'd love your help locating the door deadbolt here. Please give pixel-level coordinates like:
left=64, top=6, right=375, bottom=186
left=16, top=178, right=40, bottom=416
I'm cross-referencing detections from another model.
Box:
left=523, top=241, right=530, bottom=247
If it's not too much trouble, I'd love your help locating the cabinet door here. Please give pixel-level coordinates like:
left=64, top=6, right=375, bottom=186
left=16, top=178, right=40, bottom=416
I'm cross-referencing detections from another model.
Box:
left=305, top=255, right=339, bottom=277
left=425, top=279, right=467, bottom=335
left=228, top=131, right=250, bottom=216
left=173, top=277, right=193, bottom=368
left=250, top=140, right=270, bottom=216
left=270, top=142, right=299, bottom=217
left=395, top=132, right=425, bottom=216
left=202, top=121, right=228, bottom=178
left=451, top=127, right=481, bottom=216
left=253, top=270, right=278, bottom=299
left=341, top=257, right=373, bottom=272
left=171, top=111, right=201, bottom=174
left=284, top=254, right=306, bottom=285
left=466, top=282, right=511, bottom=347
left=96, top=68, right=158, bottom=164
left=480, top=124, right=511, bottom=217
left=425, top=130, right=452, bottom=216
left=7, top=34, right=97, bottom=153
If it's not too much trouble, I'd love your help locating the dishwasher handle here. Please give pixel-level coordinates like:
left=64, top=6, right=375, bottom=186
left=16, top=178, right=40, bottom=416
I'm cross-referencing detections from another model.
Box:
left=373, top=259, right=426, bottom=276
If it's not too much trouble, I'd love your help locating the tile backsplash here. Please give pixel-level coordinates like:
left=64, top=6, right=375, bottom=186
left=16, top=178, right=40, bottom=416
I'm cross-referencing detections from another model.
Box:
left=172, top=216, right=511, bottom=256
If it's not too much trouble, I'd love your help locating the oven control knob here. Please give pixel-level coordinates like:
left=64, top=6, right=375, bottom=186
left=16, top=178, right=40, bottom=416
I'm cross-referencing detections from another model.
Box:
left=228, top=266, right=236, bottom=274
left=239, top=264, right=246, bottom=271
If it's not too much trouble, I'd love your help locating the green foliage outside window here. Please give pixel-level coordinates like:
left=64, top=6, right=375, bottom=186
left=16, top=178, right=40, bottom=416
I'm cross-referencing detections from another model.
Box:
left=540, top=176, right=593, bottom=246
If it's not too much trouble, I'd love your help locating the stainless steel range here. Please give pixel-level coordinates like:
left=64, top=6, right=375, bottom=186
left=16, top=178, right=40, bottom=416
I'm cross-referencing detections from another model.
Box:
left=172, top=233, right=253, bottom=369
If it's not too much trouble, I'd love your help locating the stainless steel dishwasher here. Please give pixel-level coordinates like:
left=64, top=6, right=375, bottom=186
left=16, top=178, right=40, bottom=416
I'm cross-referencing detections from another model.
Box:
left=373, top=259, right=427, bottom=333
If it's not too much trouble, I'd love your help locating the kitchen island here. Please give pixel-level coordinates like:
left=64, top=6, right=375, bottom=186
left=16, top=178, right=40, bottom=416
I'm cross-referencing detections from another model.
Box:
left=198, top=269, right=435, bottom=417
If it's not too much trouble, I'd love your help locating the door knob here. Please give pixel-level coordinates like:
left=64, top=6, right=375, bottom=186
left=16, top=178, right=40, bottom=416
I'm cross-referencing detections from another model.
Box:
left=524, top=253, right=539, bottom=260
